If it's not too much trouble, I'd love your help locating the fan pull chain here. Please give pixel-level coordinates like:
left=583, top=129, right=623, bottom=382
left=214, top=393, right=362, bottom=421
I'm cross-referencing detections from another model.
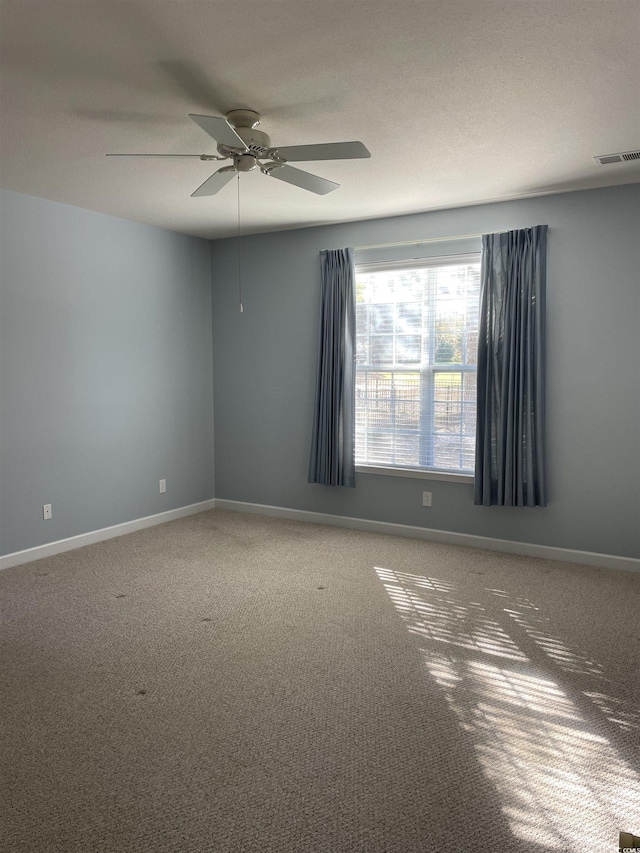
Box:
left=237, top=174, right=243, bottom=313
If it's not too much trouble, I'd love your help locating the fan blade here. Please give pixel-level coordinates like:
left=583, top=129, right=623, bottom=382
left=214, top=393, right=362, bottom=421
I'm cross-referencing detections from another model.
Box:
left=264, top=164, right=339, bottom=195
left=106, top=154, right=207, bottom=158
left=189, top=114, right=246, bottom=149
left=268, top=141, right=370, bottom=162
left=191, top=168, right=236, bottom=197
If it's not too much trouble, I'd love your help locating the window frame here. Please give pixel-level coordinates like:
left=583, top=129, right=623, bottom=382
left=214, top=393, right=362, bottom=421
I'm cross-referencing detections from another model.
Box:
left=354, top=252, right=481, bottom=482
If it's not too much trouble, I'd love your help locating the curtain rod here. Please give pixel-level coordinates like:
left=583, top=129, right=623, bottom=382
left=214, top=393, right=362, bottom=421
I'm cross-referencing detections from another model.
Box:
left=357, top=251, right=480, bottom=267
left=353, top=233, right=483, bottom=251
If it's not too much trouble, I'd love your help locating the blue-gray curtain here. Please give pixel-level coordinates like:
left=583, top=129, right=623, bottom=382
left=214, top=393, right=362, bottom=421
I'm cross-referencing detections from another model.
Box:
left=308, top=248, right=356, bottom=487
left=474, top=226, right=547, bottom=507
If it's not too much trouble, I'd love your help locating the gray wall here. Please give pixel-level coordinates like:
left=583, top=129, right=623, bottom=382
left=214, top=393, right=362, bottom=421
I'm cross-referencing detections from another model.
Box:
left=2, top=184, right=638, bottom=560
left=0, top=190, right=214, bottom=556
left=211, top=184, right=640, bottom=559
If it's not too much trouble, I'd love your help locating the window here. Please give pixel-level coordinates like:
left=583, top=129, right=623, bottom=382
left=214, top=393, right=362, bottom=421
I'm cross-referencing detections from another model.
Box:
left=355, top=255, right=481, bottom=474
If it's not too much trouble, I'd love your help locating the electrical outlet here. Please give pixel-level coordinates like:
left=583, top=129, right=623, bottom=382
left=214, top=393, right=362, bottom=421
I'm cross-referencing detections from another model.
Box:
left=159, top=479, right=166, bottom=494
left=43, top=504, right=52, bottom=520
left=422, top=491, right=432, bottom=507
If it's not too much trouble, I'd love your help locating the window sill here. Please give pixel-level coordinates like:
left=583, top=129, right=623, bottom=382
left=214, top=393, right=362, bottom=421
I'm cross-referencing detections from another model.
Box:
left=355, top=465, right=474, bottom=484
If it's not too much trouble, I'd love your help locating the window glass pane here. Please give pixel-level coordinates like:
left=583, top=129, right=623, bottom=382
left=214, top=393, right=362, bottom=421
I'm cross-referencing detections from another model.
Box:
left=395, top=400, right=420, bottom=428
left=394, top=431, right=420, bottom=466
left=367, top=371, right=392, bottom=398
left=371, top=274, right=395, bottom=302
left=356, top=303, right=370, bottom=335
left=397, top=301, right=422, bottom=333
left=434, top=372, right=462, bottom=432
left=370, top=303, right=394, bottom=333
left=462, top=371, right=477, bottom=402
left=396, top=374, right=420, bottom=437
left=462, top=402, right=477, bottom=436
left=435, top=323, right=463, bottom=363
left=393, top=372, right=420, bottom=398
left=370, top=336, right=393, bottom=365
left=434, top=371, right=462, bottom=397
left=356, top=334, right=368, bottom=365
left=396, top=272, right=423, bottom=302
left=460, top=437, right=476, bottom=470
left=396, top=335, right=421, bottom=364
left=466, top=330, right=478, bottom=365
left=355, top=258, right=479, bottom=473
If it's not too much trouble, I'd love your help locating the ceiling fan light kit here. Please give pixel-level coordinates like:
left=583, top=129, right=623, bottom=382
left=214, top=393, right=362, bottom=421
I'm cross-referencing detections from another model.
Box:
left=108, top=109, right=371, bottom=197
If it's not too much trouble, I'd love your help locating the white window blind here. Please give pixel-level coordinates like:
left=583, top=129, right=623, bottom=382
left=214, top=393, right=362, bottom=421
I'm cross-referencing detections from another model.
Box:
left=355, top=254, right=481, bottom=473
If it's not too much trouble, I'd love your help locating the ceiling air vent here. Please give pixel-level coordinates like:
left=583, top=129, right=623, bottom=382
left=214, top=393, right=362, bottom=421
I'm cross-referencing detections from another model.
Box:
left=594, top=149, right=640, bottom=165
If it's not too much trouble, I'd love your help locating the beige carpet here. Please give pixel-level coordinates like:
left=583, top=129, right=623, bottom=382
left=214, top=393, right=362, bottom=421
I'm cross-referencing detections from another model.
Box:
left=1, top=509, right=639, bottom=853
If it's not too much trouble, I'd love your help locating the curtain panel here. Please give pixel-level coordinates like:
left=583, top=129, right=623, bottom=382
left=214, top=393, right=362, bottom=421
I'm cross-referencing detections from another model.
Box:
left=308, top=248, right=356, bottom=487
left=474, top=226, right=548, bottom=507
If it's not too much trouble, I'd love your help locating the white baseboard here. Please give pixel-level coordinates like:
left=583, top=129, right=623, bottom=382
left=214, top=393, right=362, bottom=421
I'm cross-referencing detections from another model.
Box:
left=215, top=499, right=640, bottom=574
left=0, top=499, right=217, bottom=571
left=3, top=496, right=638, bottom=574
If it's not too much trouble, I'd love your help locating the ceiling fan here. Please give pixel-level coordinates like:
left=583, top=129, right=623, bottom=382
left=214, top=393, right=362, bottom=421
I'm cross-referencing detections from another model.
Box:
left=107, top=109, right=371, bottom=197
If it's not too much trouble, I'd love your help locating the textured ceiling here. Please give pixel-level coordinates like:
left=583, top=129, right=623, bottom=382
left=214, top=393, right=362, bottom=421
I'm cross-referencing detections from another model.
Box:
left=1, top=0, right=639, bottom=239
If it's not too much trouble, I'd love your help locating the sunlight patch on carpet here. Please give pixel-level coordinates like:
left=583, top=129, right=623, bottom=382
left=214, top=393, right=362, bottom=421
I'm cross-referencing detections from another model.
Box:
left=375, top=566, right=640, bottom=851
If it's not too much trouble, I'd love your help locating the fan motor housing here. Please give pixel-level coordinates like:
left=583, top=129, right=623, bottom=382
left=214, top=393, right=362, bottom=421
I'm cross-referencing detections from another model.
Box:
left=224, top=109, right=271, bottom=155
left=226, top=109, right=260, bottom=128
left=233, top=153, right=257, bottom=172
left=234, top=126, right=271, bottom=151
